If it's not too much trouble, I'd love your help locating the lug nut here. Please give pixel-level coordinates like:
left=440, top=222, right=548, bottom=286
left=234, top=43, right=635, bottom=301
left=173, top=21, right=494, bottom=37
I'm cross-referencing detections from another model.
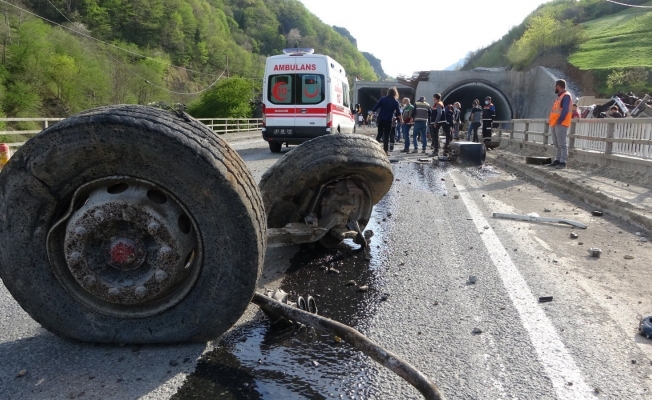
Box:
left=134, top=286, right=147, bottom=298
left=154, top=269, right=168, bottom=283
left=108, top=287, right=120, bottom=298
left=160, top=246, right=173, bottom=258
left=74, top=226, right=87, bottom=236
left=82, top=275, right=96, bottom=286
left=69, top=251, right=83, bottom=264
left=147, top=222, right=160, bottom=235
left=93, top=210, right=105, bottom=221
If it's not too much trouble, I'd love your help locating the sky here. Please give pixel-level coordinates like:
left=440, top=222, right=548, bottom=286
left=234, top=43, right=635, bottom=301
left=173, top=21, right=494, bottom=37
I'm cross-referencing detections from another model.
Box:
left=299, top=0, right=553, bottom=76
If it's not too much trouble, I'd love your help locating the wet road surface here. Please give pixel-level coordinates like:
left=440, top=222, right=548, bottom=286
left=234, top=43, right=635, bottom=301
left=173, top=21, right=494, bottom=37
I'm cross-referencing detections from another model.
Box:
left=2, top=135, right=652, bottom=399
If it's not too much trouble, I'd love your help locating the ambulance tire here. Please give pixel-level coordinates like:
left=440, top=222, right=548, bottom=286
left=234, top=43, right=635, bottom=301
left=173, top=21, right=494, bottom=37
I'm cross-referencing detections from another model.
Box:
left=269, top=141, right=283, bottom=153
left=0, top=105, right=266, bottom=343
left=260, top=133, right=393, bottom=230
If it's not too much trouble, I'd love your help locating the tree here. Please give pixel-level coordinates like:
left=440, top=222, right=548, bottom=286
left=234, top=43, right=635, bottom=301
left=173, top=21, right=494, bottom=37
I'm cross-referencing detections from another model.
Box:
left=286, top=28, right=301, bottom=47
left=187, top=77, right=254, bottom=118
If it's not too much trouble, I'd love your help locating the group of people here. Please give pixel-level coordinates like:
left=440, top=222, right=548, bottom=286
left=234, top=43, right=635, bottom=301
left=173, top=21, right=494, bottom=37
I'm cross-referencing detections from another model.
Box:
left=369, top=87, right=497, bottom=156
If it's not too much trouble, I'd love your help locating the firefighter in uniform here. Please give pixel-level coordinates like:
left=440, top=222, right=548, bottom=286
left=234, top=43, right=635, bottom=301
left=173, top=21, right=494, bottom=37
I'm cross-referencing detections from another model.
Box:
left=548, top=79, right=573, bottom=169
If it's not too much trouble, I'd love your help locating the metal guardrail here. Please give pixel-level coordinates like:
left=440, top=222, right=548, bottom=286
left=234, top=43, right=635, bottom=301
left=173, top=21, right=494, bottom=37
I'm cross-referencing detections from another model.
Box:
left=494, top=118, right=652, bottom=163
left=0, top=117, right=263, bottom=148
left=195, top=118, right=263, bottom=134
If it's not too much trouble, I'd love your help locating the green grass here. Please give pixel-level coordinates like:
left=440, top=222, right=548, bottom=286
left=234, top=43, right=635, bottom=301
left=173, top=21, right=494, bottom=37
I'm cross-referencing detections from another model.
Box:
left=569, top=3, right=652, bottom=70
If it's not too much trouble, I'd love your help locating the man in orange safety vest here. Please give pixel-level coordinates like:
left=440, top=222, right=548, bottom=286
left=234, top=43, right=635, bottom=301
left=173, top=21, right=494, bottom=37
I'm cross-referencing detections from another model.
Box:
left=548, top=79, right=573, bottom=169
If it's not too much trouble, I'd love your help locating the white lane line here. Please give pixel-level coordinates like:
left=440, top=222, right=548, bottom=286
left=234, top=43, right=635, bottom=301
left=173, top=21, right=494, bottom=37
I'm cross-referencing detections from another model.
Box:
left=452, top=174, right=593, bottom=399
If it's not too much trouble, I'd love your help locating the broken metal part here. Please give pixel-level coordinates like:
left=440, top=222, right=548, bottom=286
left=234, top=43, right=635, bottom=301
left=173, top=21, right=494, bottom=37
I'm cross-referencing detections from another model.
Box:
left=267, top=223, right=328, bottom=247
left=492, top=213, right=588, bottom=229
left=639, top=315, right=652, bottom=339
left=252, top=292, right=445, bottom=400
left=588, top=248, right=603, bottom=258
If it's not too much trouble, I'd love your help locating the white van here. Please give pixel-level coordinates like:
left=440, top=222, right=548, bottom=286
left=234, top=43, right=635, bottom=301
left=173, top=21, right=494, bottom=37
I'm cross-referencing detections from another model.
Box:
left=262, top=48, right=355, bottom=153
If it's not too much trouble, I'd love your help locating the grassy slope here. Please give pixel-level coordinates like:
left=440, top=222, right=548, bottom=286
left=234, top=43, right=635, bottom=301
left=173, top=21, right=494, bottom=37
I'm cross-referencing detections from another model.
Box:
left=569, top=3, right=652, bottom=70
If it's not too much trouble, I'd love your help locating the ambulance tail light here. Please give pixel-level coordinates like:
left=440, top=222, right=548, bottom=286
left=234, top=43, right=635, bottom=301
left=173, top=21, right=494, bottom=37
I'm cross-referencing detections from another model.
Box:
left=262, top=104, right=266, bottom=127
left=326, top=103, right=333, bottom=128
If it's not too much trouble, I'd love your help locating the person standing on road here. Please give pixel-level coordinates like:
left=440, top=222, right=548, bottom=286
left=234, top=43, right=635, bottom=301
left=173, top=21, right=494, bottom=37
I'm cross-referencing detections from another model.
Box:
left=467, top=99, right=482, bottom=142
left=482, top=96, right=496, bottom=145
left=400, top=98, right=414, bottom=151
left=548, top=79, right=573, bottom=169
left=372, top=87, right=403, bottom=156
left=430, top=93, right=445, bottom=154
left=404, top=96, right=431, bottom=154
left=442, top=104, right=455, bottom=153
left=452, top=102, right=462, bottom=140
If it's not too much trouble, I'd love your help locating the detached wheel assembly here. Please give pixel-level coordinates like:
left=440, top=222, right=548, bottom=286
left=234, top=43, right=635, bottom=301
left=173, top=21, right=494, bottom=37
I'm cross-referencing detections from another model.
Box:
left=0, top=105, right=265, bottom=343
left=260, top=134, right=393, bottom=247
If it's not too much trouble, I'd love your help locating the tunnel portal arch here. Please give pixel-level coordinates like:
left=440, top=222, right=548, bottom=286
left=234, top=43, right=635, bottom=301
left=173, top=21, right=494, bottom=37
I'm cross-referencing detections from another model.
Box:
left=441, top=80, right=513, bottom=121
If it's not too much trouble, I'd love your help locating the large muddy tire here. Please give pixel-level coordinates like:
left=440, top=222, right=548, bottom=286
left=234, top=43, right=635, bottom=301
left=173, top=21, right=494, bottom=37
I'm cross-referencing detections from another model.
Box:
left=0, top=105, right=266, bottom=343
left=259, top=134, right=393, bottom=238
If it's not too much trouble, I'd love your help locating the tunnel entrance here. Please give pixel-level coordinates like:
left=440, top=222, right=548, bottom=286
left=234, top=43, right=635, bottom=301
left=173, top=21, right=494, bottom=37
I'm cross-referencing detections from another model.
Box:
left=356, top=86, right=415, bottom=116
left=442, top=80, right=513, bottom=121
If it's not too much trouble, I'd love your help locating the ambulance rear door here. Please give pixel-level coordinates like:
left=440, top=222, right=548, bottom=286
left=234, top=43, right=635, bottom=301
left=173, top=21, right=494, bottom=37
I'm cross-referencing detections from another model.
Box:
left=266, top=57, right=296, bottom=134
left=295, top=57, right=327, bottom=134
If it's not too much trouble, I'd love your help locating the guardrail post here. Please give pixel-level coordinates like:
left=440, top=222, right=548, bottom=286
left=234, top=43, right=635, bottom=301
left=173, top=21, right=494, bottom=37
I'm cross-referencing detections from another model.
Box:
left=543, top=123, right=549, bottom=146
left=523, top=122, right=529, bottom=145
left=42, top=120, right=49, bottom=130
left=568, top=121, right=576, bottom=152
left=605, top=121, right=615, bottom=156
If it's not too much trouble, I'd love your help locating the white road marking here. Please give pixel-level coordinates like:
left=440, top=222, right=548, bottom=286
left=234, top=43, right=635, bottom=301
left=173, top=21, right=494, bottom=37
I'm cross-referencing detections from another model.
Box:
left=452, top=174, right=593, bottom=399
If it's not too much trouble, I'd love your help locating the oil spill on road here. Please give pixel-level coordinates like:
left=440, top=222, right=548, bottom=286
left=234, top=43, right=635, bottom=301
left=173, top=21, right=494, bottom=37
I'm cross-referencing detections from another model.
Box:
left=174, top=203, right=394, bottom=399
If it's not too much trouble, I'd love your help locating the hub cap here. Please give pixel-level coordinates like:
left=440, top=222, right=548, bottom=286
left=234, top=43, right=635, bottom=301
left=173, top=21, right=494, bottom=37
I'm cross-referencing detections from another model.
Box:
left=47, top=177, right=202, bottom=318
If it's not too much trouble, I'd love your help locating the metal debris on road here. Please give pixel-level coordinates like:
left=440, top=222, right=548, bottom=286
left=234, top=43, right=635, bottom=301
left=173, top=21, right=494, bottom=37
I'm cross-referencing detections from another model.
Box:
left=592, top=210, right=604, bottom=217
left=358, top=285, right=369, bottom=292
left=346, top=280, right=357, bottom=287
left=493, top=213, right=588, bottom=229
left=538, top=296, right=554, bottom=303
left=639, top=316, right=652, bottom=339
left=588, top=248, right=603, bottom=258
left=570, top=232, right=579, bottom=239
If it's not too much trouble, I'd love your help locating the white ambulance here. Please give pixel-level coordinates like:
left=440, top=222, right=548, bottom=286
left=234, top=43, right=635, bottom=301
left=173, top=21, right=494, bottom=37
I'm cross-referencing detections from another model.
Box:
left=262, top=48, right=355, bottom=152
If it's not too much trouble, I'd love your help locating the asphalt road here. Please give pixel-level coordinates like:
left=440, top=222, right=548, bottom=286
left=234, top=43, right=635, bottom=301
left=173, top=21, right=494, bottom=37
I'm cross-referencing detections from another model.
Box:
left=2, top=133, right=652, bottom=399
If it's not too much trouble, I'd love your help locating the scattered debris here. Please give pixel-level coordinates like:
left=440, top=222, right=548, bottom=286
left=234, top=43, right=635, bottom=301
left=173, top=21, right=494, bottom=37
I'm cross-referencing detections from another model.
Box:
left=471, top=328, right=483, bottom=334
left=624, top=255, right=635, bottom=260
left=441, top=178, right=446, bottom=182
left=639, top=315, right=652, bottom=339
left=358, top=285, right=369, bottom=293
left=544, top=208, right=551, bottom=213
left=387, top=212, right=393, bottom=218
left=346, top=280, right=357, bottom=287
left=468, top=276, right=477, bottom=284
left=588, top=248, right=603, bottom=258
left=484, top=226, right=490, bottom=230
left=16, top=369, right=26, bottom=377
left=525, top=156, right=552, bottom=165
left=641, top=238, right=648, bottom=243
left=631, top=360, right=637, bottom=365
left=328, top=267, right=340, bottom=274
left=454, top=195, right=460, bottom=199
left=592, top=210, right=604, bottom=217
left=334, top=336, right=342, bottom=343
left=169, top=360, right=179, bottom=367
left=312, top=360, right=320, bottom=367
left=493, top=213, right=587, bottom=229
left=553, top=259, right=559, bottom=264
left=539, top=296, right=554, bottom=303
left=636, top=232, right=642, bottom=236
left=578, top=242, right=584, bottom=246
left=570, top=233, right=579, bottom=239
left=380, top=293, right=390, bottom=301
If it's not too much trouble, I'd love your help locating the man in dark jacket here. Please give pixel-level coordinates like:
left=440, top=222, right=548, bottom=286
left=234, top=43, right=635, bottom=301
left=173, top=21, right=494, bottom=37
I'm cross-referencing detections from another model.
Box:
left=482, top=96, right=496, bottom=144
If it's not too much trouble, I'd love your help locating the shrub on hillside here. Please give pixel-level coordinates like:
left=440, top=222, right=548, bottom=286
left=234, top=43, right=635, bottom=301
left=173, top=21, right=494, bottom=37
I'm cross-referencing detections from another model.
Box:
left=187, top=77, right=256, bottom=118
left=607, top=67, right=650, bottom=90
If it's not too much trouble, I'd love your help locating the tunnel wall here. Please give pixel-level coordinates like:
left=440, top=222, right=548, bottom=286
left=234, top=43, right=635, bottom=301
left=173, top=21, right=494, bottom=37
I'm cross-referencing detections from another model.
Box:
left=414, top=67, right=566, bottom=119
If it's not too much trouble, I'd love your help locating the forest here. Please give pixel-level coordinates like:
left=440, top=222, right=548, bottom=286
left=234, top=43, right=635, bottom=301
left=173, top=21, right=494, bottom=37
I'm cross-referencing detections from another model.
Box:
left=0, top=0, right=378, bottom=124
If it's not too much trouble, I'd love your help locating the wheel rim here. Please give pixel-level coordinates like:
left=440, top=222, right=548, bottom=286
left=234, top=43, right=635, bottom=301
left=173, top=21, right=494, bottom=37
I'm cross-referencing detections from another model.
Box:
left=47, top=176, right=203, bottom=318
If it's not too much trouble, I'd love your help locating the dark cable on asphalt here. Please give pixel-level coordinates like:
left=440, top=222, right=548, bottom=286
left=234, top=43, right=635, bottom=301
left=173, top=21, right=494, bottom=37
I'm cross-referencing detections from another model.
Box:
left=252, top=292, right=446, bottom=400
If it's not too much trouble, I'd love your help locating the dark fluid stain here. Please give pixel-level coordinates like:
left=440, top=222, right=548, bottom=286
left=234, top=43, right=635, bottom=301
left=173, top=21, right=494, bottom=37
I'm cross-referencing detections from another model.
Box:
left=174, top=203, right=393, bottom=400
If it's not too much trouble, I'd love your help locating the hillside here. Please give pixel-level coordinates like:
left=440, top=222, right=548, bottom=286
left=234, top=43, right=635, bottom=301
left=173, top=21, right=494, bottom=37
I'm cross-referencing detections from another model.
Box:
left=463, top=0, right=652, bottom=95
left=0, top=0, right=378, bottom=123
